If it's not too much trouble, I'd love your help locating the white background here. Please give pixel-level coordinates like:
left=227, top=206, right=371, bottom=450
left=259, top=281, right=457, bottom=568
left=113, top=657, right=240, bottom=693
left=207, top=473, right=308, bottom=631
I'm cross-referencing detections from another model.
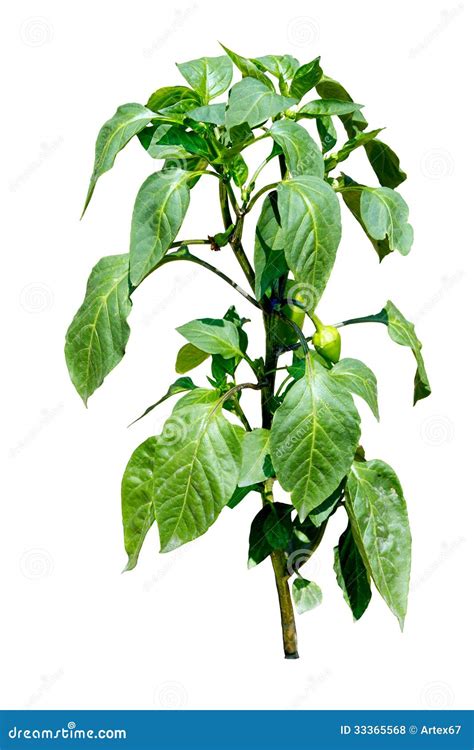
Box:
left=1, top=0, right=471, bottom=711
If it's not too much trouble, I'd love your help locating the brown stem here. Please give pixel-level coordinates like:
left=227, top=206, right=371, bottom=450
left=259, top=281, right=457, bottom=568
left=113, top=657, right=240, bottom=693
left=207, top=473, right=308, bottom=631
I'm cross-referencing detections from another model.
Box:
left=261, top=315, right=299, bottom=659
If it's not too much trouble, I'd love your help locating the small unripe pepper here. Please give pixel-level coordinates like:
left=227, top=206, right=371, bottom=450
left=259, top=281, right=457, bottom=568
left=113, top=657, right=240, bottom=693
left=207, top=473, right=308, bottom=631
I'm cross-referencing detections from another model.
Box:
left=312, top=324, right=341, bottom=363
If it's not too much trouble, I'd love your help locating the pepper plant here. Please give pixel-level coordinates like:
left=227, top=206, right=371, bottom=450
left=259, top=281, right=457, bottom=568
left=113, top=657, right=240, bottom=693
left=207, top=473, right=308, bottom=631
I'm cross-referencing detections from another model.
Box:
left=65, top=46, right=431, bottom=659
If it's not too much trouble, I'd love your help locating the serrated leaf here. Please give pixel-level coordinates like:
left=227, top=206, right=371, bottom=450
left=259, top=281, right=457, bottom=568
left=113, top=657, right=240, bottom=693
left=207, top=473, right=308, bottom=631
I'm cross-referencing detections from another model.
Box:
left=316, top=76, right=368, bottom=136
left=254, top=193, right=288, bottom=299
left=298, top=98, right=364, bottom=118
left=277, top=176, right=342, bottom=305
left=82, top=104, right=156, bottom=215
left=153, top=389, right=242, bottom=552
left=65, top=254, right=132, bottom=404
left=384, top=300, right=431, bottom=404
left=360, top=187, right=413, bottom=256
left=146, top=85, right=201, bottom=113
left=129, top=169, right=190, bottom=286
left=225, top=78, right=296, bottom=131
left=364, top=138, right=407, bottom=188
left=220, top=44, right=274, bottom=89
left=121, top=437, right=156, bottom=570
left=177, top=55, right=233, bottom=102
left=289, top=57, right=323, bottom=100
left=345, top=459, right=411, bottom=628
left=331, top=358, right=379, bottom=420
left=270, top=120, right=324, bottom=178
left=292, top=577, right=322, bottom=614
left=129, top=377, right=196, bottom=426
left=238, top=428, right=271, bottom=487
left=270, top=353, right=361, bottom=519
left=177, top=318, right=242, bottom=359
left=334, top=523, right=372, bottom=620
left=187, top=103, right=226, bottom=125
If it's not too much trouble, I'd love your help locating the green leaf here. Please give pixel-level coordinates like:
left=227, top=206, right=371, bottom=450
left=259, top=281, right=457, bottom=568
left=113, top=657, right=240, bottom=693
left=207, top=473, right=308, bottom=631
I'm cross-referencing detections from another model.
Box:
left=383, top=300, right=431, bottom=404
left=248, top=502, right=292, bottom=567
left=263, top=502, right=293, bottom=549
left=317, top=115, right=337, bottom=153
left=253, top=55, right=300, bottom=82
left=227, top=484, right=260, bottom=509
left=177, top=55, right=233, bottom=102
left=277, top=176, right=342, bottom=305
left=229, top=153, right=248, bottom=187
left=175, top=343, right=210, bottom=374
left=129, top=377, right=196, bottom=426
left=270, top=352, right=361, bottom=519
left=187, top=103, right=226, bottom=125
left=129, top=169, right=190, bottom=286
left=364, top=139, right=407, bottom=189
left=270, top=121, right=324, bottom=178
left=121, top=437, right=156, bottom=571
left=292, top=577, right=322, bottom=614
left=325, top=128, right=384, bottom=171
left=345, top=459, right=411, bottom=628
left=82, top=104, right=156, bottom=215
left=65, top=254, right=132, bottom=404
left=334, top=523, right=372, bottom=620
left=360, top=187, right=413, bottom=256
left=238, top=428, right=271, bottom=487
left=254, top=193, right=288, bottom=300
left=339, top=177, right=391, bottom=261
left=331, top=358, right=379, bottom=420
left=306, top=483, right=344, bottom=528
left=220, top=43, right=274, bottom=89
left=153, top=389, right=242, bottom=551
left=289, top=57, right=323, bottom=100
left=177, top=318, right=242, bottom=359
left=138, top=124, right=210, bottom=161
left=316, top=76, right=368, bottom=137
left=225, top=78, right=296, bottom=131
left=146, top=85, right=201, bottom=113
left=298, top=98, right=364, bottom=118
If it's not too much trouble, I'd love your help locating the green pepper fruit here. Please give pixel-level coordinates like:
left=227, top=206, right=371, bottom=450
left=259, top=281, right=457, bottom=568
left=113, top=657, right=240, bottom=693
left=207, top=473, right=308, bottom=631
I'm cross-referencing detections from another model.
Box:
left=312, top=325, right=341, bottom=363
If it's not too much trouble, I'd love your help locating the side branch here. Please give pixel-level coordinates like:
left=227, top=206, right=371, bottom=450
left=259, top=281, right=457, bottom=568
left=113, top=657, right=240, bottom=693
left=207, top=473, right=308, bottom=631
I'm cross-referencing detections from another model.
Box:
left=161, top=249, right=261, bottom=309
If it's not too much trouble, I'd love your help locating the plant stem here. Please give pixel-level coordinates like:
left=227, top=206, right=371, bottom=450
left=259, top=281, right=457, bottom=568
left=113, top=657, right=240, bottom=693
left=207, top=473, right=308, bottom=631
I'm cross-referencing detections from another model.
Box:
left=244, top=182, right=279, bottom=214
left=261, top=314, right=299, bottom=659
left=334, top=309, right=387, bottom=328
left=161, top=249, right=260, bottom=309
left=261, top=478, right=299, bottom=660
left=219, top=182, right=256, bottom=291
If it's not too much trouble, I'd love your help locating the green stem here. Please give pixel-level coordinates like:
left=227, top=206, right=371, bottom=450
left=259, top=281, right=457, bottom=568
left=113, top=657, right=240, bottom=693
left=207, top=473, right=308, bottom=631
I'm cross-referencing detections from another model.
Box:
left=160, top=250, right=260, bottom=309
left=244, top=182, right=279, bottom=214
left=261, top=315, right=299, bottom=659
left=335, top=309, right=387, bottom=328
left=219, top=182, right=256, bottom=291
left=232, top=398, right=252, bottom=431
